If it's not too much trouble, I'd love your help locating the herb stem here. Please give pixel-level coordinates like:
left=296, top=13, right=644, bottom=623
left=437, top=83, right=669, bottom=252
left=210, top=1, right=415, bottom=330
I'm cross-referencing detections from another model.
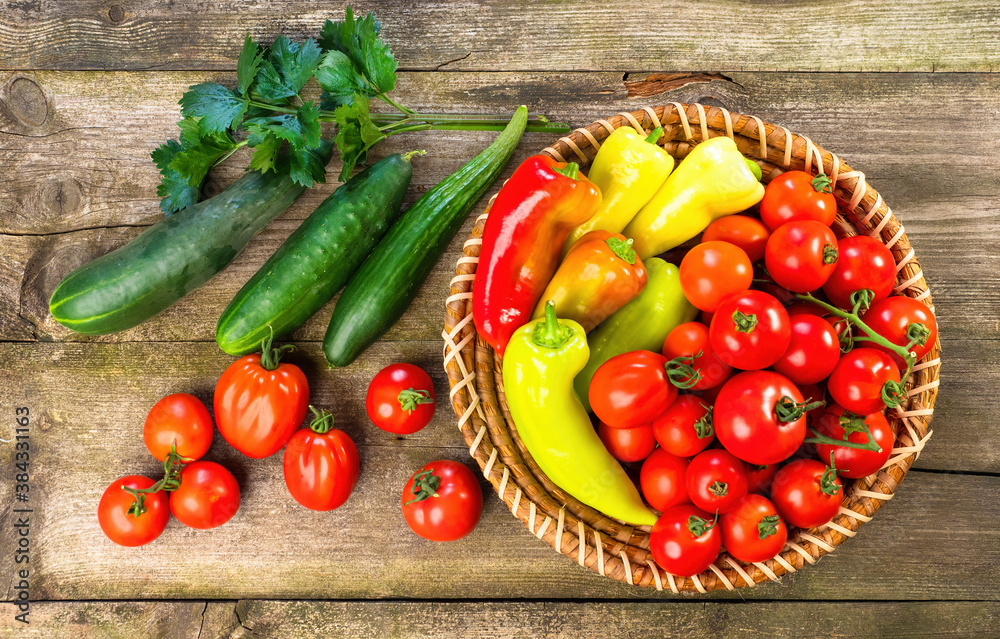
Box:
left=212, top=139, right=249, bottom=168
left=376, top=93, right=414, bottom=116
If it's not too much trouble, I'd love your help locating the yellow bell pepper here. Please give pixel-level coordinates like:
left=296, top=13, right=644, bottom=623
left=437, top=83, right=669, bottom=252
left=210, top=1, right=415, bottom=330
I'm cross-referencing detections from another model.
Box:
left=563, top=127, right=674, bottom=253
left=624, top=136, right=765, bottom=260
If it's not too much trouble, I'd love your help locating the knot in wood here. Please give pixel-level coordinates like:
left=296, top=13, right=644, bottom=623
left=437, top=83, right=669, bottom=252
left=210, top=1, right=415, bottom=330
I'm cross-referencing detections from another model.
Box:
left=37, top=178, right=85, bottom=218
left=4, top=77, right=48, bottom=127
left=108, top=4, right=126, bottom=23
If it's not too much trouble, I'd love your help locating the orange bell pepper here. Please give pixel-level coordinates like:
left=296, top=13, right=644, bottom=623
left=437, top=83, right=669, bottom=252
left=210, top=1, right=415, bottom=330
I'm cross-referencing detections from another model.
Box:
left=531, top=231, right=647, bottom=333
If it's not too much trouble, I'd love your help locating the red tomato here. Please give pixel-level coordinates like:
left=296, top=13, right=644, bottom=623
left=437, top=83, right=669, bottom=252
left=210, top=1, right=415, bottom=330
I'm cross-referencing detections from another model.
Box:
left=862, top=296, right=938, bottom=368
left=702, top=215, right=771, bottom=263
left=598, top=421, right=657, bottom=463
left=822, top=235, right=896, bottom=309
left=760, top=170, right=837, bottom=230
left=402, top=460, right=483, bottom=542
left=589, top=350, right=679, bottom=429
left=714, top=371, right=809, bottom=465
left=813, top=404, right=894, bottom=479
left=640, top=449, right=691, bottom=512
left=169, top=461, right=241, bottom=529
left=662, top=322, right=732, bottom=390
left=772, top=314, right=841, bottom=385
left=720, top=494, right=787, bottom=563
left=685, top=449, right=749, bottom=515
left=771, top=459, right=843, bottom=528
left=764, top=220, right=839, bottom=293
left=746, top=463, right=779, bottom=494
left=97, top=475, right=170, bottom=547
left=283, top=407, right=361, bottom=511
left=787, top=301, right=854, bottom=354
left=652, top=395, right=714, bottom=457
left=366, top=363, right=436, bottom=435
left=709, top=291, right=791, bottom=371
left=679, top=241, right=753, bottom=312
left=827, top=348, right=900, bottom=415
left=214, top=340, right=309, bottom=459
left=143, top=393, right=214, bottom=462
left=649, top=504, right=722, bottom=577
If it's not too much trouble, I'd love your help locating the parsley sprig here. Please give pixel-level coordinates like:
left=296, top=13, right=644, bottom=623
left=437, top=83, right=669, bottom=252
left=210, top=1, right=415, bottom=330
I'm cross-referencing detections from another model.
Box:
left=152, top=7, right=569, bottom=214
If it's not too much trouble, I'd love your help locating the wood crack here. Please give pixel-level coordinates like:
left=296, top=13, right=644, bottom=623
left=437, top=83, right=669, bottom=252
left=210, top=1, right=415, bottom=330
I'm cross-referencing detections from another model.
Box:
left=623, top=72, right=734, bottom=98
left=434, top=51, right=475, bottom=70
left=0, top=126, right=109, bottom=138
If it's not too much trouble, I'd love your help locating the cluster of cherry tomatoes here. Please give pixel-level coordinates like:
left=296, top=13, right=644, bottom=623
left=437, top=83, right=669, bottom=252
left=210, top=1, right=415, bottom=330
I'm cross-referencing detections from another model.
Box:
left=99, top=336, right=483, bottom=546
left=587, top=170, right=938, bottom=577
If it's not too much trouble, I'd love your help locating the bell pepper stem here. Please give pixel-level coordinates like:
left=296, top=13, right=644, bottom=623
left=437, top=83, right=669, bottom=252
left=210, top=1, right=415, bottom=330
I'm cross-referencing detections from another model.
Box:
left=744, top=158, right=763, bottom=181
left=532, top=301, right=574, bottom=349
left=645, top=126, right=664, bottom=144
left=605, top=237, right=637, bottom=265
left=553, top=162, right=580, bottom=180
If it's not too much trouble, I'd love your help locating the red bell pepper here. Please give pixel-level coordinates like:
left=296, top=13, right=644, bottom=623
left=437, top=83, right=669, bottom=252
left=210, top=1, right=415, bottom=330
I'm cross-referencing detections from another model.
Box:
left=473, top=155, right=602, bottom=357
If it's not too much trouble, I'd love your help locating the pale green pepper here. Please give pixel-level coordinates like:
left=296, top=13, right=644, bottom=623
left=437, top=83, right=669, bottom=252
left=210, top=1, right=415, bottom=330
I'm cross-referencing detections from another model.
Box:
left=502, top=302, right=657, bottom=527
left=575, top=258, right=698, bottom=412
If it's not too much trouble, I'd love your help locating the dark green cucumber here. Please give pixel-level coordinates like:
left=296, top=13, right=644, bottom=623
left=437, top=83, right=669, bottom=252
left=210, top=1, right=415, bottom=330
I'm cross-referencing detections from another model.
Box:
left=216, top=153, right=413, bottom=356
left=323, top=106, right=528, bottom=366
left=48, top=143, right=332, bottom=335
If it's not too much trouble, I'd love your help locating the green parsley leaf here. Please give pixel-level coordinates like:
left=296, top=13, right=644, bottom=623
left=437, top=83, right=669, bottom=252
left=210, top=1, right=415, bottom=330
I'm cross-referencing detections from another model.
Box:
left=236, top=35, right=264, bottom=96
left=243, top=101, right=321, bottom=151
left=248, top=133, right=282, bottom=174
left=178, top=83, right=249, bottom=136
left=315, top=50, right=369, bottom=107
left=254, top=35, right=324, bottom=101
left=151, top=124, right=239, bottom=214
left=332, top=93, right=386, bottom=180
left=254, top=58, right=296, bottom=101
left=157, top=171, right=200, bottom=215
left=288, top=143, right=329, bottom=187
left=320, top=7, right=396, bottom=95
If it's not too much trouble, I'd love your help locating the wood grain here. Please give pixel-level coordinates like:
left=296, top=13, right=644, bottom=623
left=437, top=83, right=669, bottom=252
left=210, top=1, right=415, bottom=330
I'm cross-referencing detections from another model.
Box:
left=1, top=1, right=998, bottom=72
left=0, top=342, right=997, bottom=601
left=1, top=600, right=997, bottom=638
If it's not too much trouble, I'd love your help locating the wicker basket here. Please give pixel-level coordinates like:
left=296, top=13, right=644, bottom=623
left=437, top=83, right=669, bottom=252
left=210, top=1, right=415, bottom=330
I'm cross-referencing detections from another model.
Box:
left=443, top=103, right=940, bottom=592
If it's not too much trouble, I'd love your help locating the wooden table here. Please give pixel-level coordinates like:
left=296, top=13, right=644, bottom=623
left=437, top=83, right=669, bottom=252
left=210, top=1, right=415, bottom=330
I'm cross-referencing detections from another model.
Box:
left=1, top=2, right=998, bottom=637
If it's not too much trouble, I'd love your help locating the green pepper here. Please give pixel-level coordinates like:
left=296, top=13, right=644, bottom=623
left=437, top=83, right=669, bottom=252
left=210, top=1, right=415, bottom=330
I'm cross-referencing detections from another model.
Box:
left=575, top=257, right=698, bottom=412
left=502, top=302, right=657, bottom=527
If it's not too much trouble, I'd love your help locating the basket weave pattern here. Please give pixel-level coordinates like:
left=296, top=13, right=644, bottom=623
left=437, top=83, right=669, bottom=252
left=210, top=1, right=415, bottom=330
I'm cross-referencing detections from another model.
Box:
left=443, top=103, right=940, bottom=591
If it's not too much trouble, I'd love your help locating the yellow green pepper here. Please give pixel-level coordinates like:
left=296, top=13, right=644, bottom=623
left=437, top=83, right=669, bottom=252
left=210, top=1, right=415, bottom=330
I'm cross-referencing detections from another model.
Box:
left=574, top=258, right=697, bottom=413
left=624, top=136, right=765, bottom=260
left=564, top=127, right=674, bottom=253
left=502, top=302, right=657, bottom=527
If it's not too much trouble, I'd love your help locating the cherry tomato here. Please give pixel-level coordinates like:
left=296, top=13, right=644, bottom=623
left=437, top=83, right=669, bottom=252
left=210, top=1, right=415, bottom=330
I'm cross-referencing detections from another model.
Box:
left=822, top=235, right=896, bottom=309
left=714, top=371, right=809, bottom=465
left=283, top=407, right=360, bottom=511
left=771, top=459, right=843, bottom=528
left=652, top=395, right=714, bottom=457
left=598, top=421, right=657, bottom=463
left=746, top=463, right=779, bottom=494
left=143, top=393, right=214, bottom=463
left=589, top=350, right=679, bottom=429
left=760, top=170, right=837, bottom=230
left=685, top=449, right=749, bottom=515
left=640, top=449, right=691, bottom=512
left=214, top=338, right=309, bottom=459
left=679, top=241, right=753, bottom=312
left=720, top=494, right=787, bottom=563
left=764, top=220, right=839, bottom=293
left=649, top=504, right=722, bottom=577
left=862, top=296, right=938, bottom=368
left=772, top=314, right=841, bottom=385
left=366, top=363, right=436, bottom=435
left=702, top=215, right=771, bottom=263
left=97, top=475, right=170, bottom=547
left=709, top=291, right=791, bottom=371
left=402, top=460, right=483, bottom=542
left=787, top=301, right=854, bottom=354
left=169, top=461, right=241, bottom=529
left=662, top=321, right=732, bottom=390
left=813, top=404, right=894, bottom=479
left=827, top=348, right=900, bottom=415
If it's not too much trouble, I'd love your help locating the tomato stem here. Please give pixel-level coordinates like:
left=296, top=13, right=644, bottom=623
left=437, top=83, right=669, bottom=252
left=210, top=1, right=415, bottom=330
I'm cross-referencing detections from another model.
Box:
left=709, top=480, right=729, bottom=497
left=850, top=289, right=875, bottom=314
left=687, top=513, right=717, bottom=537
left=404, top=469, right=441, bottom=505
left=732, top=310, right=758, bottom=333
left=822, top=243, right=838, bottom=264
left=774, top=395, right=825, bottom=422
left=694, top=405, right=714, bottom=439
left=122, top=444, right=190, bottom=516
left=308, top=405, right=334, bottom=434
left=664, top=351, right=702, bottom=389
left=397, top=388, right=434, bottom=413
left=820, top=451, right=843, bottom=495
left=259, top=324, right=295, bottom=371
left=757, top=514, right=781, bottom=539
left=804, top=425, right=882, bottom=453
left=811, top=173, right=833, bottom=194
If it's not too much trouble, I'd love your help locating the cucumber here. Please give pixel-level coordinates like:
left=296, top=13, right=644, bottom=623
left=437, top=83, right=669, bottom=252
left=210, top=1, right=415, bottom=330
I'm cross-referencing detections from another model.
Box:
left=323, top=106, right=528, bottom=367
left=216, top=153, right=413, bottom=356
left=48, top=143, right=332, bottom=335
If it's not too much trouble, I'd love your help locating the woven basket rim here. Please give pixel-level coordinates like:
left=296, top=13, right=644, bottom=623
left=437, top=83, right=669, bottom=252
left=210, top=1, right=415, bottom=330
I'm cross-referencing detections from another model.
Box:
left=443, top=102, right=940, bottom=592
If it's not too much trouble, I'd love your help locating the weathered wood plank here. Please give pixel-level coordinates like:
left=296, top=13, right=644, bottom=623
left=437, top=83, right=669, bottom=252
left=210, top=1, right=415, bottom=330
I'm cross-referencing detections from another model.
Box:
left=0, top=341, right=997, bottom=601
left=2, top=71, right=996, bottom=345
left=1, top=1, right=998, bottom=72
left=1, top=600, right=997, bottom=638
